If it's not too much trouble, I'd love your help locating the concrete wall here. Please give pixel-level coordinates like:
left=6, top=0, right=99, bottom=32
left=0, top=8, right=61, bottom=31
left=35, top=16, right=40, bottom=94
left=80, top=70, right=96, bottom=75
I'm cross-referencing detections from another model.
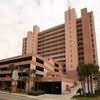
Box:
left=65, top=8, right=78, bottom=71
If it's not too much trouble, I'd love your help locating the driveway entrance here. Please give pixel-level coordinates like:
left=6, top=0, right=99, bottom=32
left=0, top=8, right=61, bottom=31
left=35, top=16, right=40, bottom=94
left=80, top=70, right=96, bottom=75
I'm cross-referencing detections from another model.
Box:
left=35, top=81, right=61, bottom=94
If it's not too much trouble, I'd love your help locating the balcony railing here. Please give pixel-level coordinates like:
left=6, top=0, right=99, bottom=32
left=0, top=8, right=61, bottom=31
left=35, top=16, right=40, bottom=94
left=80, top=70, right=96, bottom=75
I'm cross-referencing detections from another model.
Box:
left=0, top=77, right=12, bottom=81
left=36, top=70, right=44, bottom=75
left=0, top=70, right=12, bottom=75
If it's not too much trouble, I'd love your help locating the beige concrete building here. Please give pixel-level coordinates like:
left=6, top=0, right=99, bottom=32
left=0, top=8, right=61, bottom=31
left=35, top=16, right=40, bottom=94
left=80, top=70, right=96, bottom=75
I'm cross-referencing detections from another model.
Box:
left=22, top=8, right=98, bottom=75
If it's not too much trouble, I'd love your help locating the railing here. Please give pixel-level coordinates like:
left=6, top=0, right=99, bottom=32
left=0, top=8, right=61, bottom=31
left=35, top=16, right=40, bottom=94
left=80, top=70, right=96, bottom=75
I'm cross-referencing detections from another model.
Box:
left=36, top=62, right=43, bottom=68
left=36, top=70, right=44, bottom=75
left=0, top=70, right=12, bottom=74
left=0, top=77, right=12, bottom=81
left=0, top=61, right=31, bottom=68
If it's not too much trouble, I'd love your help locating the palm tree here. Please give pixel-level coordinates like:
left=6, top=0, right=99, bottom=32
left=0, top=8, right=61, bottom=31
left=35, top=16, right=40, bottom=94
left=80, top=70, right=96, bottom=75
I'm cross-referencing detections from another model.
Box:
left=95, top=71, right=100, bottom=93
left=77, top=64, right=99, bottom=95
left=30, top=69, right=37, bottom=90
left=77, top=64, right=87, bottom=96
left=88, top=64, right=99, bottom=94
left=30, top=69, right=36, bottom=77
left=19, top=67, right=24, bottom=89
left=8, top=64, right=16, bottom=72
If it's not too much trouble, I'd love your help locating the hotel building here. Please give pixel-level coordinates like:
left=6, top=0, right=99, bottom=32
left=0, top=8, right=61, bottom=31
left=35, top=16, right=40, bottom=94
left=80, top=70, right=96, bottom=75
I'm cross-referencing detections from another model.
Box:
left=22, top=8, right=98, bottom=74
left=0, top=7, right=98, bottom=94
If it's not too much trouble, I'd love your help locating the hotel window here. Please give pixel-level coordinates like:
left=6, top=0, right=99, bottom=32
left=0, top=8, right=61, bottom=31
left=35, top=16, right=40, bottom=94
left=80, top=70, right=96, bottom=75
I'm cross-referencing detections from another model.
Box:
left=36, top=58, right=44, bottom=64
left=55, top=63, right=59, bottom=67
left=70, top=49, right=72, bottom=53
left=70, top=59, right=72, bottom=63
left=92, top=43, right=94, bottom=48
left=54, top=69, right=59, bottom=72
left=70, top=54, right=72, bottom=57
left=36, top=66, right=44, bottom=71
left=93, top=54, right=95, bottom=58
left=63, top=69, right=66, bottom=73
left=70, top=44, right=72, bottom=48
left=93, top=60, right=96, bottom=64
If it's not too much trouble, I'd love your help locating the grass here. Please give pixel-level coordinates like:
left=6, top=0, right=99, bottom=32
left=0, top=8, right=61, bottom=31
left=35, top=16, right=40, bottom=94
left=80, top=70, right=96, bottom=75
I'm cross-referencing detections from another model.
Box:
left=73, top=96, right=100, bottom=100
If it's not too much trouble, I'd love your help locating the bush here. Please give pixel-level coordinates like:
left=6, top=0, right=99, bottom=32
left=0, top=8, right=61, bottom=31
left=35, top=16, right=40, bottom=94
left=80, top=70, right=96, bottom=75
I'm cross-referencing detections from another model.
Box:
left=17, top=89, right=25, bottom=93
left=0, top=87, right=11, bottom=92
left=95, top=90, right=100, bottom=95
left=27, top=90, right=45, bottom=96
left=76, top=88, right=83, bottom=96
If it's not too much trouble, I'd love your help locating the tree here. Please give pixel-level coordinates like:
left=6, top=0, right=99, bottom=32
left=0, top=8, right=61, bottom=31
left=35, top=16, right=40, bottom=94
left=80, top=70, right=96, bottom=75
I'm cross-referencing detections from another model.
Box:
left=30, top=69, right=36, bottom=77
left=8, top=64, right=16, bottom=72
left=19, top=67, right=24, bottom=89
left=77, top=64, right=99, bottom=95
left=88, top=64, right=99, bottom=94
left=30, top=69, right=37, bottom=90
left=77, top=64, right=87, bottom=96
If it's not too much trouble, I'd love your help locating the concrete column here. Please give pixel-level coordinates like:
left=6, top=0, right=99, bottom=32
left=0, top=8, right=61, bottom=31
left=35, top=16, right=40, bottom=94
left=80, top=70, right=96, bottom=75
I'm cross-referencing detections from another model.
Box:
left=11, top=80, right=17, bottom=93
left=25, top=80, right=29, bottom=93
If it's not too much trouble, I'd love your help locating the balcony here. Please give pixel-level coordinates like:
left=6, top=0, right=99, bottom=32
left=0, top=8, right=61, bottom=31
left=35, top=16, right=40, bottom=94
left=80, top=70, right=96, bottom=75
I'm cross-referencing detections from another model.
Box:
left=0, top=70, right=12, bottom=75
left=0, top=77, right=12, bottom=81
left=36, top=62, right=43, bottom=68
left=36, top=70, right=44, bottom=75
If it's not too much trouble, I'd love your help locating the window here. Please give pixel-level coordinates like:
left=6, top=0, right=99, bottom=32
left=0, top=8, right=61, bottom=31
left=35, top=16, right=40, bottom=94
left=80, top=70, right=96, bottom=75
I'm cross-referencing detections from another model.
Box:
left=55, top=63, right=59, bottom=67
left=54, top=69, right=59, bottom=72
left=36, top=66, right=44, bottom=71
left=36, top=58, right=44, bottom=64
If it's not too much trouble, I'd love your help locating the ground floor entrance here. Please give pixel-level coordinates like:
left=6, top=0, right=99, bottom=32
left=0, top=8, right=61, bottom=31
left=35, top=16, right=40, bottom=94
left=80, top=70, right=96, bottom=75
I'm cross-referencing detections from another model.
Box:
left=35, top=81, right=61, bottom=94
left=0, top=81, right=11, bottom=91
left=17, top=80, right=25, bottom=89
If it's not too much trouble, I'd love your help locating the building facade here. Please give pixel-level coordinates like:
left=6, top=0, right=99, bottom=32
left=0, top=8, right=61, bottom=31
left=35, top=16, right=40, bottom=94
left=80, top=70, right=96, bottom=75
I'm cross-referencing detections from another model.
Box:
left=22, top=8, right=98, bottom=74
left=0, top=7, right=98, bottom=94
left=0, top=54, right=74, bottom=94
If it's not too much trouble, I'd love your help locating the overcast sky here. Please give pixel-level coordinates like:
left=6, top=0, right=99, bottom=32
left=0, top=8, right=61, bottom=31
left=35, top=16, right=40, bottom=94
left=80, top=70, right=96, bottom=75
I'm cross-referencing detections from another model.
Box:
left=0, top=0, right=100, bottom=64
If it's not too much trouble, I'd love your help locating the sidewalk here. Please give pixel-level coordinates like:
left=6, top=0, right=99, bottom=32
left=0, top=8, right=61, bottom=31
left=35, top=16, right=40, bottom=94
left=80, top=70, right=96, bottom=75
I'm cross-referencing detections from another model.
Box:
left=37, top=94, right=71, bottom=100
left=0, top=91, right=71, bottom=100
left=0, top=91, right=39, bottom=99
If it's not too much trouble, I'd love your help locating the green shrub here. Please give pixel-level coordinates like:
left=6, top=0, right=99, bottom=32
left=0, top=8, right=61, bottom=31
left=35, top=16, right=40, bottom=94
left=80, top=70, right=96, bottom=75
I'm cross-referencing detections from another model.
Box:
left=27, top=90, right=45, bottom=96
left=95, top=90, right=100, bottom=95
left=17, top=89, right=25, bottom=93
left=77, top=88, right=83, bottom=95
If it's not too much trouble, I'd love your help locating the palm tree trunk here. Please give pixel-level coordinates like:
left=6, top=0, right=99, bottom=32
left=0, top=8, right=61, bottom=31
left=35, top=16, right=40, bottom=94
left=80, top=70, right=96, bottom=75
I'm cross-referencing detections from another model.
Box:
left=87, top=76, right=90, bottom=95
left=90, top=75, right=93, bottom=95
left=81, top=81, right=83, bottom=95
left=20, top=72, right=23, bottom=89
left=83, top=78, right=86, bottom=96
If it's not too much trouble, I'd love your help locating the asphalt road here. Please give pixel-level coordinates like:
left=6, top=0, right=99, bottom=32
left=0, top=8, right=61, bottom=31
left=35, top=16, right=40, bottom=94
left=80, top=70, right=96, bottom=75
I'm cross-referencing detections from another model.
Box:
left=0, top=92, right=39, bottom=100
